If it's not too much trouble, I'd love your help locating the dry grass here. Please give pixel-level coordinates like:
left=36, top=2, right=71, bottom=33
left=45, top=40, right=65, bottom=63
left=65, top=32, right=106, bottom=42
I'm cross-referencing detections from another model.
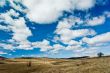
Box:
left=0, top=57, right=110, bottom=73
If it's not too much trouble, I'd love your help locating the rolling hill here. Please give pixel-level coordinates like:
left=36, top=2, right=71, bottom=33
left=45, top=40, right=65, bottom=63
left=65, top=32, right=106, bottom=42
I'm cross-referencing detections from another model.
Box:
left=0, top=56, right=110, bottom=73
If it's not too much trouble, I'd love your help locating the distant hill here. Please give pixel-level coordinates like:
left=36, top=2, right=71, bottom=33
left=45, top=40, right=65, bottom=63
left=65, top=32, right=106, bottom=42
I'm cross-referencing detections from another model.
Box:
left=15, top=57, right=37, bottom=59
left=0, top=56, right=6, bottom=60
left=67, top=56, right=90, bottom=59
left=14, top=56, right=95, bottom=60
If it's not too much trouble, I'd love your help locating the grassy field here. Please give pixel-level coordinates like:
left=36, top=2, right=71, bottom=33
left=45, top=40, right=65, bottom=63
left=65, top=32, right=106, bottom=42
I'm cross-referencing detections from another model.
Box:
left=0, top=57, right=110, bottom=73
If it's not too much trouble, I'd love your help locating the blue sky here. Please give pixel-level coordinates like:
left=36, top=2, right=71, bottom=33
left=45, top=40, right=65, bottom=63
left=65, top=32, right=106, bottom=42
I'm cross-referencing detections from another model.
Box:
left=0, top=0, right=110, bottom=58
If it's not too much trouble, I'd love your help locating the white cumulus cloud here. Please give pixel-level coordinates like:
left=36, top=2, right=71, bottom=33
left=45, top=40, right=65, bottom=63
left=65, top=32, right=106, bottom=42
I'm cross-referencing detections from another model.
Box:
left=75, top=0, right=96, bottom=10
left=19, top=0, right=96, bottom=24
left=32, top=40, right=52, bottom=51
left=86, top=16, right=105, bottom=26
left=0, top=51, right=7, bottom=55
left=82, top=32, right=110, bottom=45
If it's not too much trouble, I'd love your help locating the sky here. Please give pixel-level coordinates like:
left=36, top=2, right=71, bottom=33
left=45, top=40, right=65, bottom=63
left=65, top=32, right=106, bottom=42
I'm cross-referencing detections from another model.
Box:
left=0, top=0, right=110, bottom=58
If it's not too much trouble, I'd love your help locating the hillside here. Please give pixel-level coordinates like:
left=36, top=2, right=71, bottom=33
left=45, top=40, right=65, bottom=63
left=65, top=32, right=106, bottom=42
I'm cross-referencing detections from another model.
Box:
left=0, top=56, right=110, bottom=73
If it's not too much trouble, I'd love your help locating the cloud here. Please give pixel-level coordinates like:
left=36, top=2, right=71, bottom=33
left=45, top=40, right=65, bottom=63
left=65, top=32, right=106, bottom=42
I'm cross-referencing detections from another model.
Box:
left=65, top=44, right=82, bottom=51
left=55, top=17, right=97, bottom=44
left=0, top=9, right=32, bottom=50
left=18, top=0, right=96, bottom=24
left=0, top=25, right=9, bottom=31
left=55, top=16, right=84, bottom=30
left=22, top=0, right=74, bottom=23
left=0, top=9, right=19, bottom=24
left=75, top=0, right=96, bottom=10
left=0, top=51, right=7, bottom=55
left=50, top=44, right=65, bottom=54
left=73, top=47, right=98, bottom=57
left=0, top=0, right=6, bottom=7
left=104, top=11, right=110, bottom=18
left=7, top=9, right=20, bottom=17
left=32, top=39, right=52, bottom=51
left=86, top=16, right=105, bottom=26
left=9, top=0, right=25, bottom=12
left=82, top=32, right=110, bottom=45
left=59, top=29, right=96, bottom=43
left=0, top=42, right=15, bottom=50
left=11, top=18, right=32, bottom=42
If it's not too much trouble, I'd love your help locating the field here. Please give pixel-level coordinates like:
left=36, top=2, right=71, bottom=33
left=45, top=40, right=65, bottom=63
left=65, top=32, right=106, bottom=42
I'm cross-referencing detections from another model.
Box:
left=0, top=57, right=110, bottom=73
